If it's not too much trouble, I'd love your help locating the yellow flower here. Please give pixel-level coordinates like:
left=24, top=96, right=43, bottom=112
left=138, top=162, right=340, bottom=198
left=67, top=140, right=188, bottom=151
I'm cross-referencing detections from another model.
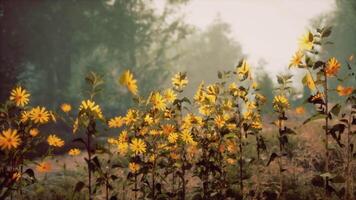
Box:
left=129, top=162, right=140, bottom=173
left=60, top=103, right=72, bottom=113
left=144, top=114, right=154, bottom=125
left=10, top=86, right=30, bottom=107
left=0, top=129, right=21, bottom=150
left=47, top=134, right=64, bottom=147
left=163, top=89, right=177, bottom=103
left=108, top=116, right=125, bottom=128
left=199, top=105, right=213, bottom=116
left=150, top=92, right=166, bottom=111
left=226, top=158, right=236, bottom=165
left=305, top=72, right=316, bottom=91
left=214, top=115, right=226, bottom=128
left=139, top=127, right=149, bottom=136
left=289, top=51, right=304, bottom=68
left=206, top=84, right=219, bottom=103
left=36, top=162, right=51, bottom=173
left=68, top=148, right=81, bottom=156
left=273, top=95, right=290, bottom=112
left=251, top=120, right=262, bottom=129
left=337, top=85, right=353, bottom=96
left=20, top=111, right=30, bottom=123
left=130, top=138, right=146, bottom=155
left=118, top=130, right=128, bottom=143
left=124, top=109, right=137, bottom=125
left=162, top=124, right=175, bottom=135
left=246, top=101, right=256, bottom=111
left=11, top=171, right=21, bottom=182
left=29, top=128, right=39, bottom=137
left=108, top=137, right=118, bottom=145
left=117, top=142, right=129, bottom=156
left=168, top=132, right=179, bottom=144
left=298, top=32, right=313, bottom=50
left=172, top=72, right=188, bottom=90
left=119, top=70, right=138, bottom=95
left=29, top=106, right=50, bottom=124
left=79, top=100, right=103, bottom=119
left=73, top=118, right=79, bottom=133
left=295, top=106, right=305, bottom=115
left=194, top=81, right=205, bottom=103
left=237, top=60, right=250, bottom=78
left=325, top=57, right=341, bottom=77
left=180, top=129, right=194, bottom=144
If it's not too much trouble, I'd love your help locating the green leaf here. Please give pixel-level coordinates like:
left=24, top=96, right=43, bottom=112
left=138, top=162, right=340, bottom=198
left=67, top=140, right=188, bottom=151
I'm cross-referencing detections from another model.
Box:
left=321, top=26, right=332, bottom=38
left=303, top=113, right=327, bottom=125
left=73, top=181, right=85, bottom=193
left=330, top=104, right=341, bottom=116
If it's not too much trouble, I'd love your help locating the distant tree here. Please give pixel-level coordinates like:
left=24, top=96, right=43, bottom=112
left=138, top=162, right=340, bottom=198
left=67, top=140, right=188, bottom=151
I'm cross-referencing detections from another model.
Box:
left=255, top=64, right=275, bottom=114
left=0, top=0, right=191, bottom=113
left=174, top=17, right=244, bottom=97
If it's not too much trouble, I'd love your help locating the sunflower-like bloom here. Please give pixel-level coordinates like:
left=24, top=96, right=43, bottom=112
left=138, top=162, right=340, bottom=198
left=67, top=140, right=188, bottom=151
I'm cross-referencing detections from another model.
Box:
left=36, top=162, right=51, bottom=173
left=117, top=142, right=129, bottom=156
left=325, top=57, right=341, bottom=77
left=129, top=162, right=140, bottom=173
left=180, top=129, right=194, bottom=144
left=150, top=92, right=166, bottom=111
left=119, top=70, right=138, bottom=95
left=251, top=120, right=263, bottom=130
left=0, top=129, right=21, bottom=150
left=79, top=100, right=103, bottom=119
left=337, top=85, right=353, bottom=96
left=305, top=72, right=316, bottom=91
left=214, top=115, right=227, bottom=128
left=163, top=89, right=177, bottom=103
left=124, top=109, right=138, bottom=125
left=295, top=106, right=305, bottom=115
left=273, top=95, right=290, bottom=112
left=20, top=111, right=30, bottom=123
left=237, top=59, right=250, bottom=78
left=206, top=84, right=219, bottom=103
left=47, top=134, right=64, bottom=147
left=68, top=148, right=81, bottom=156
left=29, top=106, right=50, bottom=124
left=130, top=138, right=146, bottom=155
left=144, top=114, right=154, bottom=125
left=168, top=132, right=179, bottom=144
left=108, top=116, right=125, bottom=128
left=194, top=81, right=206, bottom=103
left=60, top=103, right=72, bottom=113
left=199, top=105, right=213, bottom=116
left=29, top=128, right=39, bottom=137
left=10, top=86, right=30, bottom=107
left=118, top=130, right=128, bottom=143
left=172, top=72, right=188, bottom=90
left=289, top=51, right=304, bottom=68
left=246, top=101, right=256, bottom=111
left=162, top=124, right=175, bottom=135
left=298, top=32, right=313, bottom=50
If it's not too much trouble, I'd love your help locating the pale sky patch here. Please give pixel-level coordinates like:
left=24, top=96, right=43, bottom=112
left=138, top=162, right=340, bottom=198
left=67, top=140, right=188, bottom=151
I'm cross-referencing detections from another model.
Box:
left=155, top=0, right=336, bottom=77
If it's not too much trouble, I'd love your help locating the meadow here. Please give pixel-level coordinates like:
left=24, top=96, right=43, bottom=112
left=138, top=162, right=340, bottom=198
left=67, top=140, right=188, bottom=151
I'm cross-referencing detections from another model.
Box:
left=0, top=26, right=355, bottom=200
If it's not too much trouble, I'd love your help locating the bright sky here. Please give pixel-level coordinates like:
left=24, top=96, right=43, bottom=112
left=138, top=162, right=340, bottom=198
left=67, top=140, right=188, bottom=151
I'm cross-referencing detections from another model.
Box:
left=156, top=0, right=336, bottom=77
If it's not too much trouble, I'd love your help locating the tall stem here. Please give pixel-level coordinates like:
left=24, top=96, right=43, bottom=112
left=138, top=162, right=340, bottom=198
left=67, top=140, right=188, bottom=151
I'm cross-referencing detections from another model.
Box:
left=239, top=129, right=243, bottom=193
left=87, top=124, right=92, bottom=200
left=345, top=109, right=352, bottom=200
left=324, top=70, right=329, bottom=199
left=278, top=116, right=284, bottom=198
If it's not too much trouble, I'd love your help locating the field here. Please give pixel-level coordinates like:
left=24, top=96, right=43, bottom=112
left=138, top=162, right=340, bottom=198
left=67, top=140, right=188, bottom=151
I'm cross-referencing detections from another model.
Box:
left=0, top=1, right=355, bottom=200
